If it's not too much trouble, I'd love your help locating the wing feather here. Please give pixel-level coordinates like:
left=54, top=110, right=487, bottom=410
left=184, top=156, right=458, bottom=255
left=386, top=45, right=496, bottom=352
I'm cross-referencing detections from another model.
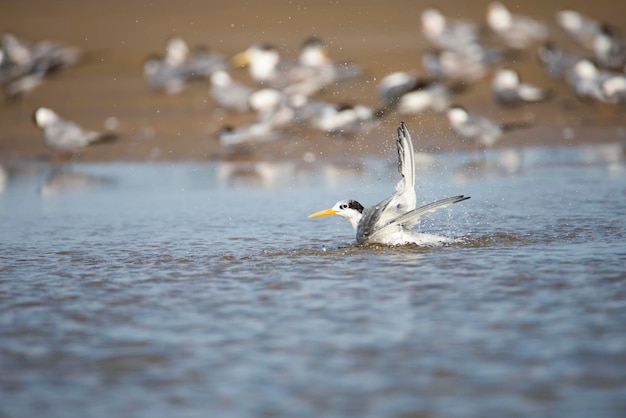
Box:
left=365, top=195, right=470, bottom=242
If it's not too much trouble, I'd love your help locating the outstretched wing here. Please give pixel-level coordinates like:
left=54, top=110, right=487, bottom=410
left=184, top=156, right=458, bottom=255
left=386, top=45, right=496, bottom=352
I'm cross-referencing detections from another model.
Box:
left=357, top=122, right=418, bottom=242
left=395, top=121, right=416, bottom=202
left=366, top=195, right=470, bottom=242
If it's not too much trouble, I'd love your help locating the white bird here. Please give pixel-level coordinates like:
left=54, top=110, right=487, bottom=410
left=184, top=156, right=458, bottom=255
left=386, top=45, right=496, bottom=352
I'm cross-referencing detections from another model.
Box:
left=446, top=106, right=529, bottom=149
left=537, top=43, right=582, bottom=78
left=216, top=120, right=283, bottom=147
left=421, top=8, right=480, bottom=53
left=378, top=72, right=451, bottom=114
left=566, top=60, right=626, bottom=104
left=231, top=43, right=312, bottom=89
left=232, top=40, right=360, bottom=96
left=378, top=71, right=419, bottom=102
left=422, top=47, right=497, bottom=85
left=143, top=55, right=189, bottom=94
left=308, top=122, right=470, bottom=245
left=397, top=81, right=452, bottom=114
left=186, top=45, right=227, bottom=78
left=566, top=59, right=611, bottom=102
left=601, top=74, right=626, bottom=104
left=143, top=37, right=193, bottom=94
left=556, top=10, right=602, bottom=51
left=486, top=2, right=548, bottom=49
left=34, top=107, right=116, bottom=153
left=1, top=32, right=81, bottom=100
left=144, top=36, right=225, bottom=94
left=210, top=70, right=289, bottom=120
left=295, top=36, right=362, bottom=91
left=492, top=68, right=548, bottom=106
left=209, top=70, right=256, bottom=112
left=309, top=102, right=380, bottom=136
left=592, top=25, right=626, bottom=70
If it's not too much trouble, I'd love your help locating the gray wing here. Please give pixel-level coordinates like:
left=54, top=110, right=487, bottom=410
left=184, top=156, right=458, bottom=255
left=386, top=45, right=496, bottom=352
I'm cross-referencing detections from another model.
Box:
left=379, top=122, right=417, bottom=219
left=365, top=195, right=470, bottom=242
left=46, top=120, right=101, bottom=151
left=211, top=80, right=254, bottom=112
left=356, top=122, right=418, bottom=242
left=396, top=121, right=415, bottom=198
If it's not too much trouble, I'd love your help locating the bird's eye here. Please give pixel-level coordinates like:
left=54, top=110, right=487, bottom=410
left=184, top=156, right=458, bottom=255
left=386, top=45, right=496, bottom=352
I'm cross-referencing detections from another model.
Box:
left=340, top=204, right=347, bottom=210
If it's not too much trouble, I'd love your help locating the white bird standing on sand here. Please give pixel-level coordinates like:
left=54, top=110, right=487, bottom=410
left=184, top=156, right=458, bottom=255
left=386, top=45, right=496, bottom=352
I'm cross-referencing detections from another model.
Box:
left=210, top=70, right=287, bottom=116
left=378, top=72, right=451, bottom=114
left=232, top=40, right=360, bottom=96
left=143, top=37, right=193, bottom=94
left=421, top=8, right=479, bottom=52
left=308, top=102, right=380, bottom=135
left=556, top=10, right=602, bottom=50
left=296, top=36, right=362, bottom=90
left=34, top=107, right=115, bottom=153
left=1, top=32, right=81, bottom=100
left=446, top=106, right=529, bottom=149
left=209, top=70, right=256, bottom=112
left=491, top=68, right=548, bottom=106
left=308, top=122, right=469, bottom=245
left=144, top=36, right=227, bottom=94
left=566, top=59, right=626, bottom=104
left=566, top=59, right=611, bottom=102
left=422, top=47, right=496, bottom=86
left=592, top=25, right=626, bottom=70
left=486, top=2, right=548, bottom=49
left=601, top=74, right=626, bottom=104
left=537, top=43, right=582, bottom=79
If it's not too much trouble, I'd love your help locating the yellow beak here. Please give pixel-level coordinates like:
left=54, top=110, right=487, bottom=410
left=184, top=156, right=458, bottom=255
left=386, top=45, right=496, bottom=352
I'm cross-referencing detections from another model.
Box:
left=231, top=51, right=250, bottom=67
left=308, top=208, right=337, bottom=218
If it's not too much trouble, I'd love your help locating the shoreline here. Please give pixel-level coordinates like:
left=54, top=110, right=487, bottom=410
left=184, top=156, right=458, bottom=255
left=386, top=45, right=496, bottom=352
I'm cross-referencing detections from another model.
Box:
left=1, top=0, right=625, bottom=164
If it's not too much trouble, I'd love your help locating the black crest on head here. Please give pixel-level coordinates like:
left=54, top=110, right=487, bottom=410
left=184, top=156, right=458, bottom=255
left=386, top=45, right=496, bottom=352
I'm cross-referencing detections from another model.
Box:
left=347, top=200, right=364, bottom=213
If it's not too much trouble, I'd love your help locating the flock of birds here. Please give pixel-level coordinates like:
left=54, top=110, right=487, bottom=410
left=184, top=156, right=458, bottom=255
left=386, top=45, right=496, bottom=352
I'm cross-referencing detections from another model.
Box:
left=1, top=3, right=626, bottom=158
left=2, top=4, right=625, bottom=243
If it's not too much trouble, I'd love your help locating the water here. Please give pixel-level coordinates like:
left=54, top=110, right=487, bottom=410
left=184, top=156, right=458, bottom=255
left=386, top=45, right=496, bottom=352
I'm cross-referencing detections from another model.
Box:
left=1, top=144, right=626, bottom=418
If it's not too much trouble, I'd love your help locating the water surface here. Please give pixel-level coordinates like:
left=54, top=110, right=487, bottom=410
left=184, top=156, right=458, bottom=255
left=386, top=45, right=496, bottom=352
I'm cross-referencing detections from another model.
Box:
left=1, top=144, right=626, bottom=417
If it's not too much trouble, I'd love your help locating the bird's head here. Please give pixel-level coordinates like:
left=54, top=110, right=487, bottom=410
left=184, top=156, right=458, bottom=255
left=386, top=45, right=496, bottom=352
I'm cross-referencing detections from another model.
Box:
left=446, top=105, right=469, bottom=125
left=493, top=68, right=520, bottom=89
left=33, top=107, right=60, bottom=128
left=308, top=199, right=364, bottom=230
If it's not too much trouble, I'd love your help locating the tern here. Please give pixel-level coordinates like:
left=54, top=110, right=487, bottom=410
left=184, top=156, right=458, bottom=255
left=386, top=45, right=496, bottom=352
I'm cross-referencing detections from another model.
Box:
left=537, top=43, right=582, bottom=79
left=486, top=2, right=548, bottom=49
left=566, top=59, right=626, bottom=104
left=378, top=72, right=452, bottom=114
left=421, top=8, right=479, bottom=53
left=1, top=32, right=81, bottom=100
left=601, top=74, right=626, bottom=104
left=231, top=43, right=304, bottom=88
left=232, top=40, right=360, bottom=96
left=566, top=59, right=611, bottom=102
left=309, top=122, right=469, bottom=245
left=34, top=107, right=116, bottom=153
left=556, top=10, right=602, bottom=51
left=296, top=36, right=362, bottom=90
left=592, top=25, right=626, bottom=70
left=446, top=106, right=530, bottom=149
left=143, top=37, right=192, bottom=94
left=308, top=102, right=380, bottom=136
left=210, top=70, right=287, bottom=117
left=144, top=36, right=226, bottom=94
left=209, top=70, right=256, bottom=112
left=491, top=68, right=548, bottom=106
left=422, top=47, right=495, bottom=86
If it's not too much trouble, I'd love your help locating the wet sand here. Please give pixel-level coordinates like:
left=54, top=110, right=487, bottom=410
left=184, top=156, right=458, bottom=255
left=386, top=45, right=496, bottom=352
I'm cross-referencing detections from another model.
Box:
left=1, top=0, right=625, bottom=163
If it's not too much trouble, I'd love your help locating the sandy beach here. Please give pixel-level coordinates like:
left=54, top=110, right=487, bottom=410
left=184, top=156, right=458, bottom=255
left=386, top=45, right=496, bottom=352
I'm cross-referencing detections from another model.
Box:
left=1, top=0, right=625, bottom=163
